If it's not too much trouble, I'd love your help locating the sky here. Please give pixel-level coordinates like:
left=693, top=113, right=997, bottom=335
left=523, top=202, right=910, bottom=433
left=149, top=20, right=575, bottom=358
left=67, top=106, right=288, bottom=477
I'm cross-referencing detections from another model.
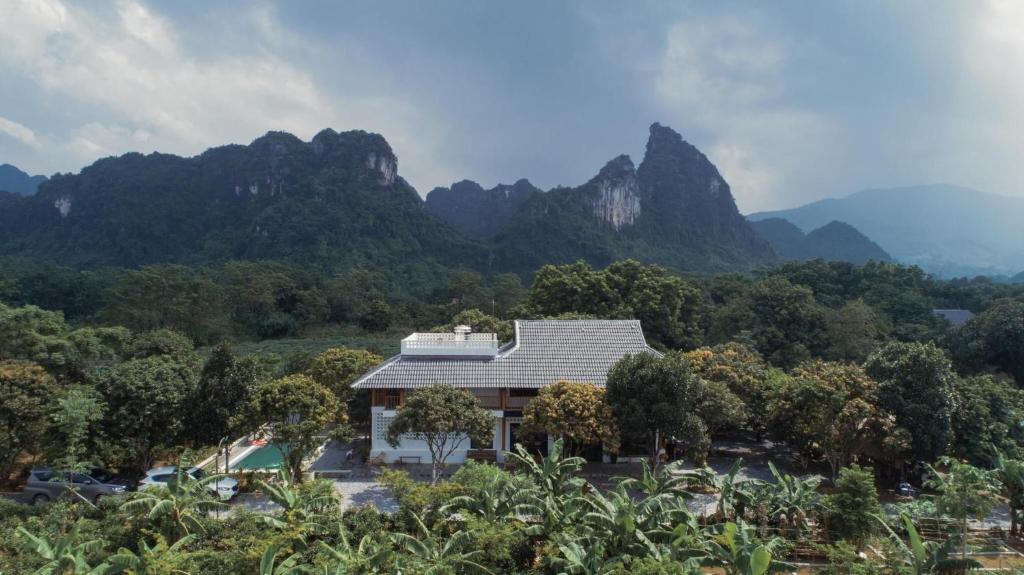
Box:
left=1, top=0, right=1023, bottom=213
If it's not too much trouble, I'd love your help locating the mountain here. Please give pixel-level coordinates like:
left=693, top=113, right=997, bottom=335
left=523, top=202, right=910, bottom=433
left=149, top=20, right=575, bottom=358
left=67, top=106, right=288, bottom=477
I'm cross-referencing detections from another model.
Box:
left=748, top=184, right=1024, bottom=277
left=424, top=178, right=540, bottom=237
left=0, top=163, right=47, bottom=195
left=750, top=218, right=892, bottom=264
left=0, top=129, right=485, bottom=270
left=441, top=123, right=776, bottom=274
left=0, top=123, right=776, bottom=276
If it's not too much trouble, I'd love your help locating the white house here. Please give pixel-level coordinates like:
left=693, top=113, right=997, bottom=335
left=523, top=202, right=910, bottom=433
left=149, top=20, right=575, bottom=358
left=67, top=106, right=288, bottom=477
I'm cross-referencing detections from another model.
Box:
left=351, top=319, right=658, bottom=464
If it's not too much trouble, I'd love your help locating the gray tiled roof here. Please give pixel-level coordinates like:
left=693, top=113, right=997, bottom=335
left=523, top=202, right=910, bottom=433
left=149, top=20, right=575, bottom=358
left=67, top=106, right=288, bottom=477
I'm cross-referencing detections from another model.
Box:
left=352, top=320, right=658, bottom=389
left=932, top=308, right=975, bottom=326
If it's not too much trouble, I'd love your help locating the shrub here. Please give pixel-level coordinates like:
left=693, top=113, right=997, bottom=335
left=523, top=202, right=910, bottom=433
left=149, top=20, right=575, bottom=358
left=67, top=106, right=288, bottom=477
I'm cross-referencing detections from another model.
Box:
left=828, top=465, right=882, bottom=545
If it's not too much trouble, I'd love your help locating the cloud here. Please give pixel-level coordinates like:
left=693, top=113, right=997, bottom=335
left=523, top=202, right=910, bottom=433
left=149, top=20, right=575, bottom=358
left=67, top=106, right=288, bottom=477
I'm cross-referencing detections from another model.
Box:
left=653, top=16, right=844, bottom=212
left=0, top=0, right=332, bottom=170
left=0, top=116, right=39, bottom=148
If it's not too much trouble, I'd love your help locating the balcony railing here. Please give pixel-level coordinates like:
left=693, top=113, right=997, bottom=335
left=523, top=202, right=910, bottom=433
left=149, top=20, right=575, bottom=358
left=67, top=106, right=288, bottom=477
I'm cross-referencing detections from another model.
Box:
left=401, top=332, right=499, bottom=357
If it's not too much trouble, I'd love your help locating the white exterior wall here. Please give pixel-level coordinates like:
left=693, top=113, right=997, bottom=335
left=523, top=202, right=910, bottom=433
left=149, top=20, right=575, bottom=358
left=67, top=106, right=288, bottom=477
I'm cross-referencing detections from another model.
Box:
left=370, top=406, right=505, bottom=464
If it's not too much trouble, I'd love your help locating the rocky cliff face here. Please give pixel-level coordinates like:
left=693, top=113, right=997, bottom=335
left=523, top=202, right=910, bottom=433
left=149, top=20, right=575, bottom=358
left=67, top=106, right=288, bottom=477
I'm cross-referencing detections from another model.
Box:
left=585, top=155, right=640, bottom=230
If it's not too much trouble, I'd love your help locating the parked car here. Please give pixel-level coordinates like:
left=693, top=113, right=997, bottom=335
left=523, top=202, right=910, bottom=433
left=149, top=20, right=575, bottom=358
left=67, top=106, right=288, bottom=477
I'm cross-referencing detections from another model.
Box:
left=897, top=482, right=919, bottom=498
left=137, top=466, right=239, bottom=500
left=24, top=468, right=130, bottom=505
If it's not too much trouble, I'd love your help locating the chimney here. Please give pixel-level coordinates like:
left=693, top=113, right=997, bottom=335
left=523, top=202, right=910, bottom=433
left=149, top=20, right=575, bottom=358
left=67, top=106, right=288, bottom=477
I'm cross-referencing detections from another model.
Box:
left=453, top=325, right=472, bottom=341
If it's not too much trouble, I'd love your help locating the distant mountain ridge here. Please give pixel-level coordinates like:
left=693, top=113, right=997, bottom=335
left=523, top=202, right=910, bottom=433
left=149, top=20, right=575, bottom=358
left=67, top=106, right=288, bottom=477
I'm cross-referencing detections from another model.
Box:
left=432, top=123, right=775, bottom=273
left=749, top=218, right=892, bottom=264
left=0, top=163, right=47, bottom=195
left=0, top=123, right=776, bottom=276
left=749, top=184, right=1024, bottom=277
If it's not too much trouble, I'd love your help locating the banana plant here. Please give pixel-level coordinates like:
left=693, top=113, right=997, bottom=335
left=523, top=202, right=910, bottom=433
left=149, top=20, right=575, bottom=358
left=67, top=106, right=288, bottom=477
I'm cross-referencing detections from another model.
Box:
left=389, top=512, right=494, bottom=574
left=106, top=534, right=195, bottom=574
left=701, top=521, right=790, bottom=575
left=256, top=469, right=338, bottom=546
left=758, top=461, right=822, bottom=534
left=316, top=528, right=393, bottom=574
left=876, top=512, right=981, bottom=575
left=119, top=465, right=228, bottom=542
left=615, top=459, right=694, bottom=499
left=506, top=438, right=586, bottom=500
left=440, top=473, right=540, bottom=521
left=547, top=537, right=625, bottom=575
left=15, top=525, right=109, bottom=575
left=578, top=486, right=665, bottom=558
left=991, top=446, right=1024, bottom=537
left=259, top=542, right=308, bottom=575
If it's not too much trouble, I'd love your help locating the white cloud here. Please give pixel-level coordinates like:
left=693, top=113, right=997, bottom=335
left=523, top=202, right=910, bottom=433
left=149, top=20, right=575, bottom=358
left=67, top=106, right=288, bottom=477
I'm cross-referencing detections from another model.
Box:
left=0, top=0, right=333, bottom=169
left=654, top=16, right=844, bottom=212
left=0, top=115, right=39, bottom=148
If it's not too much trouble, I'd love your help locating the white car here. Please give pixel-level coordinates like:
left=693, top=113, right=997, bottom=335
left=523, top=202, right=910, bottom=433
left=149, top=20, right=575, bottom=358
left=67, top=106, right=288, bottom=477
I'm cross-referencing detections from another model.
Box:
left=137, top=466, right=239, bottom=501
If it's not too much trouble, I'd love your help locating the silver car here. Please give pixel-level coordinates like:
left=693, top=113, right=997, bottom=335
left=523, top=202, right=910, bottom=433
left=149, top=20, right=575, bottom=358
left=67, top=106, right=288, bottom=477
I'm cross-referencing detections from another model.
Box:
left=23, top=468, right=129, bottom=505
left=137, top=466, right=239, bottom=500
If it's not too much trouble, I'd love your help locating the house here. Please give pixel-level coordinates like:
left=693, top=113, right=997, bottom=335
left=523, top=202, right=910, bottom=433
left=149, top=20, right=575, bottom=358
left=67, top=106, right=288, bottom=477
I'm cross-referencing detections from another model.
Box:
left=932, top=308, right=975, bottom=326
left=351, top=319, right=658, bottom=464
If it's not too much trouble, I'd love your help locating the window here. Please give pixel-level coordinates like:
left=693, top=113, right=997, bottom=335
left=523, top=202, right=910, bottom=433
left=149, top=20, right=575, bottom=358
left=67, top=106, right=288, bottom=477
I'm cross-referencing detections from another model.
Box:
left=508, top=388, right=538, bottom=397
left=384, top=389, right=402, bottom=409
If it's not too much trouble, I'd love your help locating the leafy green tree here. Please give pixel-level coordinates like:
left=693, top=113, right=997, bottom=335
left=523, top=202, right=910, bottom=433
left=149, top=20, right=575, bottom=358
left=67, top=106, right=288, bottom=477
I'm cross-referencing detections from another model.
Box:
left=239, top=374, right=344, bottom=483
left=44, top=385, right=105, bottom=472
left=865, top=342, right=956, bottom=462
left=925, top=458, right=1000, bottom=564
left=950, top=375, right=1024, bottom=463
left=491, top=273, right=526, bottom=315
left=187, top=342, right=265, bottom=445
left=825, top=299, right=883, bottom=363
left=829, top=464, right=882, bottom=546
left=358, top=299, right=392, bottom=332
left=991, top=448, right=1024, bottom=537
left=0, top=360, right=58, bottom=475
left=433, top=308, right=514, bottom=342
left=710, top=276, right=828, bottom=368
left=305, top=346, right=382, bottom=431
left=126, top=329, right=194, bottom=361
left=606, top=353, right=706, bottom=467
left=97, top=354, right=200, bottom=473
left=385, top=385, right=494, bottom=484
left=521, top=380, right=620, bottom=456
left=952, top=298, right=1024, bottom=385
left=685, top=343, right=783, bottom=440
left=769, top=360, right=908, bottom=478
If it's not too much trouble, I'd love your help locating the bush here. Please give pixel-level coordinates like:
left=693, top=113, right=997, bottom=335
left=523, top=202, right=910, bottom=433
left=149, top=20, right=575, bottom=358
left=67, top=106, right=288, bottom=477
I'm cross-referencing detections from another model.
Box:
left=461, top=515, right=532, bottom=571
left=342, top=504, right=393, bottom=542
left=378, top=469, right=464, bottom=530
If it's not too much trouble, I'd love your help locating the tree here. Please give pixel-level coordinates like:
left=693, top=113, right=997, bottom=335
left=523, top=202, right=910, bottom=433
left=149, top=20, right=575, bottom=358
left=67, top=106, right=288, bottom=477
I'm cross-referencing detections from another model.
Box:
left=0, top=360, right=57, bottom=474
left=433, top=309, right=514, bottom=342
left=952, top=298, right=1024, bottom=385
left=829, top=464, right=882, bottom=546
left=709, top=277, right=828, bottom=368
left=385, top=385, right=494, bottom=484
left=306, top=346, right=383, bottom=431
left=521, top=380, right=620, bottom=456
left=606, top=353, right=705, bottom=467
left=98, top=354, right=200, bottom=473
left=187, top=342, right=264, bottom=445
left=991, top=448, right=1024, bottom=537
left=358, top=299, right=392, bottom=332
left=825, top=299, right=882, bottom=363
left=16, top=524, right=109, bottom=575
left=684, top=343, right=781, bottom=440
left=44, top=385, right=105, bottom=472
left=239, top=374, right=343, bottom=483
left=865, top=342, right=956, bottom=462
left=925, top=459, right=1000, bottom=565
left=769, top=360, right=909, bottom=478
left=950, top=375, right=1024, bottom=463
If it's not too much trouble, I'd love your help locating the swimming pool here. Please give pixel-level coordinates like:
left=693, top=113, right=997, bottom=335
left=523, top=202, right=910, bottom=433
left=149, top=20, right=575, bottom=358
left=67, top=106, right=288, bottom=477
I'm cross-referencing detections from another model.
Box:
left=231, top=443, right=287, bottom=471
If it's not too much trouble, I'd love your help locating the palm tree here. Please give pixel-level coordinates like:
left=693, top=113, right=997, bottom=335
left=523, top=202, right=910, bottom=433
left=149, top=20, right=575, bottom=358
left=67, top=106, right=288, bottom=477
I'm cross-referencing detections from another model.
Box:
left=991, top=447, right=1024, bottom=537
left=15, top=525, right=109, bottom=575
left=120, top=465, right=228, bottom=542
left=106, top=535, right=195, bottom=574
left=390, top=512, right=494, bottom=574
left=876, top=512, right=981, bottom=574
